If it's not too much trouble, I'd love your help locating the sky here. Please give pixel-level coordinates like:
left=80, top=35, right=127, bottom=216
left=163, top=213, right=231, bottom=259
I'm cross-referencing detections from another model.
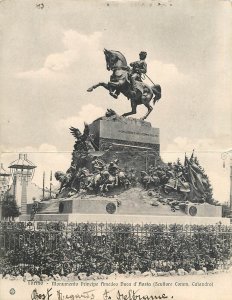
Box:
left=0, top=0, right=231, bottom=202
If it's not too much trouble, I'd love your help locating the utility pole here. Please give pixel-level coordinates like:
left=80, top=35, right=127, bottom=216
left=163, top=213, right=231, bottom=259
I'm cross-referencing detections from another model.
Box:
left=50, top=171, right=52, bottom=199
left=221, top=149, right=232, bottom=217
left=43, top=171, right=45, bottom=200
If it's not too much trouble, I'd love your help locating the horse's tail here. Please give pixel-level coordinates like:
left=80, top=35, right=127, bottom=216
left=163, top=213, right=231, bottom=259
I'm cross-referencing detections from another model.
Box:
left=151, top=84, right=162, bottom=104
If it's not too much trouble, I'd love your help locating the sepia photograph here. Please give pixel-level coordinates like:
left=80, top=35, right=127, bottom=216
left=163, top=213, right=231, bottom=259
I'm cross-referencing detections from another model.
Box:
left=0, top=0, right=232, bottom=299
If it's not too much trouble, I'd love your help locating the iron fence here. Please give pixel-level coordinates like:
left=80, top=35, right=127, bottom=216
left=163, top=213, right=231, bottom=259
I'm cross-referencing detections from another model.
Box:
left=0, top=221, right=232, bottom=276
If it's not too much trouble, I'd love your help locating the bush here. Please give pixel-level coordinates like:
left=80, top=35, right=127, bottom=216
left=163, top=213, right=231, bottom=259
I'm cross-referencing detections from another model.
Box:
left=0, top=222, right=231, bottom=276
left=2, top=194, right=20, bottom=220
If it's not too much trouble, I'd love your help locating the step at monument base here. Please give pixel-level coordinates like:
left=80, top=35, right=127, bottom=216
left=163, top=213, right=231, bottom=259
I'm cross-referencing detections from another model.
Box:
left=33, top=214, right=230, bottom=225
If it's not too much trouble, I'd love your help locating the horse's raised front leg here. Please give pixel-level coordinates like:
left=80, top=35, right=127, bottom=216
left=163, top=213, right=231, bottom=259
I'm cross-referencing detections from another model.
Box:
left=87, top=82, right=109, bottom=92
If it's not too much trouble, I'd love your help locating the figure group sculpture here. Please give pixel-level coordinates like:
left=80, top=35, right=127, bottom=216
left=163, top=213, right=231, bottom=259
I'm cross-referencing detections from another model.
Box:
left=140, top=154, right=213, bottom=203
left=55, top=120, right=211, bottom=204
left=55, top=158, right=132, bottom=196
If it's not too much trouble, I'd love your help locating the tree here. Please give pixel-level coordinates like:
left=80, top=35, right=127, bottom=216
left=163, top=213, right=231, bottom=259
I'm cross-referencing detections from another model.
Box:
left=2, top=193, right=20, bottom=220
left=192, top=157, right=216, bottom=205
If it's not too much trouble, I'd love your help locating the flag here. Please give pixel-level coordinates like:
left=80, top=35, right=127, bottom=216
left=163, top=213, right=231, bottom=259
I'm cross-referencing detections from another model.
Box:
left=186, top=155, right=205, bottom=195
left=190, top=149, right=194, bottom=162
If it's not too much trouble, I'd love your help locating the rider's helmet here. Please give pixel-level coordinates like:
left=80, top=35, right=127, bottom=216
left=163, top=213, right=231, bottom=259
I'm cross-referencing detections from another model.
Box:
left=102, top=171, right=109, bottom=178
left=139, top=51, right=147, bottom=60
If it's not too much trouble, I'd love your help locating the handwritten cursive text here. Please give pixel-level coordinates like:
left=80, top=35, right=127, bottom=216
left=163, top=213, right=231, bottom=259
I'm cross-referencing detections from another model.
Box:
left=31, top=288, right=53, bottom=300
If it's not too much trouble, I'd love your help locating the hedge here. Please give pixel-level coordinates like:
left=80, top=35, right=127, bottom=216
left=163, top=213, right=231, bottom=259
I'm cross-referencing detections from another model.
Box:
left=0, top=222, right=232, bottom=276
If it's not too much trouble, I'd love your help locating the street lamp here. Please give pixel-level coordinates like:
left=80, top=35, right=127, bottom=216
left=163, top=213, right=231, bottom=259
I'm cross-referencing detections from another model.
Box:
left=221, top=149, right=232, bottom=217
left=9, top=154, right=36, bottom=217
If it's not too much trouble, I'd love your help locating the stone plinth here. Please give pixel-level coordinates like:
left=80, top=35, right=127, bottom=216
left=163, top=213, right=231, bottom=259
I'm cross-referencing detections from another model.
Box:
left=185, top=203, right=222, bottom=217
left=33, top=196, right=226, bottom=224
left=35, top=196, right=222, bottom=220
left=58, top=198, right=118, bottom=214
left=89, top=116, right=159, bottom=152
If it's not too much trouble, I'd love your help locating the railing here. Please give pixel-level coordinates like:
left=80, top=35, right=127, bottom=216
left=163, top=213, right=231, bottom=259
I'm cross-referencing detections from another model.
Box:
left=0, top=221, right=232, bottom=276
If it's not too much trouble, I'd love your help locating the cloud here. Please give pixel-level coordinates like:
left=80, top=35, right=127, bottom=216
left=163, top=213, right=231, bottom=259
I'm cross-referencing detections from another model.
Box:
left=16, top=29, right=187, bottom=87
left=16, top=67, right=63, bottom=80
left=57, top=104, right=105, bottom=131
left=16, top=30, right=103, bottom=80
left=143, top=59, right=190, bottom=89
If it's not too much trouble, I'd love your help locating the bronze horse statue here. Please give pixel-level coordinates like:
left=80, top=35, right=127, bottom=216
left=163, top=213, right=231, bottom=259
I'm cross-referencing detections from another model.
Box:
left=87, top=49, right=161, bottom=120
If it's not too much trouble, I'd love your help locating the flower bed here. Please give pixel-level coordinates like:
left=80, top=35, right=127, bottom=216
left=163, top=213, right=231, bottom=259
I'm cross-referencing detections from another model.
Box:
left=0, top=222, right=231, bottom=277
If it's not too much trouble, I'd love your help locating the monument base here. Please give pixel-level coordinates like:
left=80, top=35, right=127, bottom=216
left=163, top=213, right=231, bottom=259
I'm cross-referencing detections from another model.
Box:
left=33, top=194, right=225, bottom=225
left=37, top=196, right=222, bottom=217
left=35, top=183, right=223, bottom=218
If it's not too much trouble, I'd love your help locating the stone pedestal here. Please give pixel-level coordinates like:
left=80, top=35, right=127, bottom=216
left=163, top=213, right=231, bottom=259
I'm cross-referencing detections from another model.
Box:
left=89, top=116, right=160, bottom=152
left=84, top=116, right=161, bottom=174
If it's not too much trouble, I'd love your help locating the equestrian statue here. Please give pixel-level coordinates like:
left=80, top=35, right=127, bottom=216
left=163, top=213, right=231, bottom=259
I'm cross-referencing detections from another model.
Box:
left=87, top=49, right=162, bottom=120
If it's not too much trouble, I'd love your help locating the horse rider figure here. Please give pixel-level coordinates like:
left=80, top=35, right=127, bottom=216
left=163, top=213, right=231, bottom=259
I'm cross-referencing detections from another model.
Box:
left=108, top=159, right=120, bottom=186
left=128, top=167, right=137, bottom=186
left=129, top=51, right=147, bottom=97
left=108, top=51, right=147, bottom=100
left=92, top=157, right=105, bottom=173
